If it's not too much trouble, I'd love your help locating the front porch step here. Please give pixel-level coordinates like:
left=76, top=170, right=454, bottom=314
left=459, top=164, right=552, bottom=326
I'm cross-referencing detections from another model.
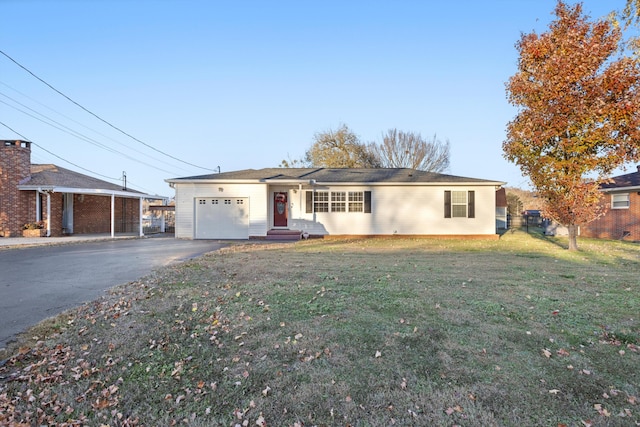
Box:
left=266, top=229, right=302, bottom=241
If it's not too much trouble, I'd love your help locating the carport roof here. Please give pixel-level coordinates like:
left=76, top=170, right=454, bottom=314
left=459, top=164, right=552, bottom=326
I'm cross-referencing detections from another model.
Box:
left=18, top=164, right=163, bottom=199
left=167, top=167, right=504, bottom=185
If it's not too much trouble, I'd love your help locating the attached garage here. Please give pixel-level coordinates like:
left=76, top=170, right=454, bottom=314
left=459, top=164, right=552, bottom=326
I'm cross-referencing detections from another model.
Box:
left=195, top=197, right=249, bottom=239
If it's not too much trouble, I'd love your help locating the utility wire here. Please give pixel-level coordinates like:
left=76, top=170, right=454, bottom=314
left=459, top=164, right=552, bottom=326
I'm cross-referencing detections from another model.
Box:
left=0, top=120, right=121, bottom=181
left=0, top=81, right=194, bottom=174
left=0, top=49, right=216, bottom=172
left=0, top=96, right=181, bottom=175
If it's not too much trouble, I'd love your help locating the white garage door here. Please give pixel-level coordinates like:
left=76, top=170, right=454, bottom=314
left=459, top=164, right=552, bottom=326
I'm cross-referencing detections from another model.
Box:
left=195, top=197, right=249, bottom=239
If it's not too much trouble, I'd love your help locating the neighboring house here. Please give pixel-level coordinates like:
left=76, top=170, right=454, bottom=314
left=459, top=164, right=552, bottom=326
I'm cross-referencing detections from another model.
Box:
left=166, top=168, right=505, bottom=240
left=581, top=166, right=640, bottom=241
left=0, top=140, right=161, bottom=238
left=495, top=187, right=508, bottom=230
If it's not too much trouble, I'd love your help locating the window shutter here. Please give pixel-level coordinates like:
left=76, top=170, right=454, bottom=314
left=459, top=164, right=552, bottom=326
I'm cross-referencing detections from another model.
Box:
left=306, top=191, right=313, bottom=213
left=444, top=191, right=451, bottom=218
left=364, top=191, right=372, bottom=213
left=468, top=191, right=475, bottom=218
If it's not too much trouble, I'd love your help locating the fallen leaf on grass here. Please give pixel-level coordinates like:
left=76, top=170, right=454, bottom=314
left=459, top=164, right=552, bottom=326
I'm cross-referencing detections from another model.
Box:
left=542, top=349, right=552, bottom=358
left=549, top=389, right=561, bottom=395
left=594, top=403, right=611, bottom=417
left=375, top=351, right=382, bottom=358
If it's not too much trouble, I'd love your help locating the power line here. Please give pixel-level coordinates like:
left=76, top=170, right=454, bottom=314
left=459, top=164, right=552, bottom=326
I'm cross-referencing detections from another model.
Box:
left=0, top=121, right=160, bottom=194
left=0, top=81, right=194, bottom=175
left=0, top=120, right=125, bottom=183
left=0, top=96, right=181, bottom=175
left=0, top=49, right=216, bottom=172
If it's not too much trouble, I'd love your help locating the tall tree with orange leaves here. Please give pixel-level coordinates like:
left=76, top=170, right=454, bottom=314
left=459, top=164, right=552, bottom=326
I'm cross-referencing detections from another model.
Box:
left=504, top=1, right=640, bottom=250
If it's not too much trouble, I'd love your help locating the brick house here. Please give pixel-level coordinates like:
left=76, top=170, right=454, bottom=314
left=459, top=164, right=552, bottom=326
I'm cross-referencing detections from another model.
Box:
left=1, top=139, right=158, bottom=238
left=581, top=166, right=640, bottom=241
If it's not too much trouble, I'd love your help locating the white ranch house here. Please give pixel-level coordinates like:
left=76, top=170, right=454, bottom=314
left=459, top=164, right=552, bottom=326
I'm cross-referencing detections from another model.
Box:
left=166, top=168, right=505, bottom=240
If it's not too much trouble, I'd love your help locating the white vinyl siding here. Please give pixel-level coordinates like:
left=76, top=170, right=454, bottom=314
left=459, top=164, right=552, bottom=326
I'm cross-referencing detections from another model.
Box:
left=289, top=185, right=495, bottom=236
left=174, top=181, right=498, bottom=238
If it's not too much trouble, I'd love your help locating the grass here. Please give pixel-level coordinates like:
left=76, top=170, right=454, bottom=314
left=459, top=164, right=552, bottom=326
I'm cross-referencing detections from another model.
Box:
left=1, top=229, right=639, bottom=426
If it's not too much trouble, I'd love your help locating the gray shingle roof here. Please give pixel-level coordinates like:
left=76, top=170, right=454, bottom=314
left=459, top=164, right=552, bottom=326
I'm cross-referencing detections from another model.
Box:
left=600, top=167, right=640, bottom=189
left=170, top=168, right=502, bottom=184
left=23, top=164, right=144, bottom=194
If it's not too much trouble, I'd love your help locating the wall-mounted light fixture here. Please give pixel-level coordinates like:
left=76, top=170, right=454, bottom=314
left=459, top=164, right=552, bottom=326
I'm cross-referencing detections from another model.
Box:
left=218, top=187, right=224, bottom=192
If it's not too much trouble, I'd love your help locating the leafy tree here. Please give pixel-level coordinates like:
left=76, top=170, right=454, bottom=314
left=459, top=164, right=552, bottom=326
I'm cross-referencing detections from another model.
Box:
left=504, top=1, right=640, bottom=250
left=279, top=155, right=308, bottom=168
left=369, top=129, right=450, bottom=172
left=305, top=124, right=380, bottom=168
left=506, top=192, right=523, bottom=217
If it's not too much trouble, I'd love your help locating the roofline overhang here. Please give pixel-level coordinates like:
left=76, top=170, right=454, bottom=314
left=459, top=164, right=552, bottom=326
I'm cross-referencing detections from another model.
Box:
left=600, top=185, right=640, bottom=193
left=17, top=185, right=166, bottom=200
left=166, top=178, right=506, bottom=187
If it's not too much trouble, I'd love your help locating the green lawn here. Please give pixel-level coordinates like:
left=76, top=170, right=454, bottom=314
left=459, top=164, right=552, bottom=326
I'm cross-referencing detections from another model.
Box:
left=1, top=230, right=639, bottom=426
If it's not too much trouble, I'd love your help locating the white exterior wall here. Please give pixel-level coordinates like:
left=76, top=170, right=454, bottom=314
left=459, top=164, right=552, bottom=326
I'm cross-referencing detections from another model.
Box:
left=288, top=185, right=497, bottom=235
left=175, top=181, right=498, bottom=238
left=173, top=182, right=268, bottom=239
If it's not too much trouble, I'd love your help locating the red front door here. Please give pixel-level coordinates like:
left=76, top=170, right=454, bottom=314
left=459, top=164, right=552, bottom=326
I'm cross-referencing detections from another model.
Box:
left=274, top=192, right=288, bottom=227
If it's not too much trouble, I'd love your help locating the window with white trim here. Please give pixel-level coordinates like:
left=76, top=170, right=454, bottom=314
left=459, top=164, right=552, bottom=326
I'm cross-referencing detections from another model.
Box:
left=348, top=191, right=364, bottom=212
left=332, top=192, right=346, bottom=212
left=451, top=191, right=468, bottom=217
left=612, top=193, right=630, bottom=209
left=306, top=191, right=371, bottom=213
left=444, top=190, right=475, bottom=218
left=314, top=191, right=329, bottom=212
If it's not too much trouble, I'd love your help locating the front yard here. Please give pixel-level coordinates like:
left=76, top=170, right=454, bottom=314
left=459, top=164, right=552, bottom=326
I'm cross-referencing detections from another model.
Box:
left=1, top=230, right=639, bottom=426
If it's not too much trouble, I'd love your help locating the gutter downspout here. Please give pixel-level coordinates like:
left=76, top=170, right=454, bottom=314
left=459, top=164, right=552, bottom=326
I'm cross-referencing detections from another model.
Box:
left=37, top=189, right=51, bottom=237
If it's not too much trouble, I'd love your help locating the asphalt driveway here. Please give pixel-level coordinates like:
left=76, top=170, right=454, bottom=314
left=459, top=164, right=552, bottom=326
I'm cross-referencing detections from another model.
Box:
left=0, top=235, right=228, bottom=349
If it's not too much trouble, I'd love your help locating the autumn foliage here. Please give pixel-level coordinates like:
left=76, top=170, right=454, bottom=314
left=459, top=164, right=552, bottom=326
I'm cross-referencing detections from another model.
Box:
left=504, top=1, right=640, bottom=249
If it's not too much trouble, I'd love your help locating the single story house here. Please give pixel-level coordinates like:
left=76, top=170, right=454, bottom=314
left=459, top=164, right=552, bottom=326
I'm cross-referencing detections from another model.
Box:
left=1, top=139, right=162, bottom=238
left=166, top=168, right=505, bottom=240
left=581, top=166, right=640, bottom=241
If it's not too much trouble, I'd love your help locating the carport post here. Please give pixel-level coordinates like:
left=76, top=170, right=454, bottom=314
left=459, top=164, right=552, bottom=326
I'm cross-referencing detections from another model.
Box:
left=111, top=194, right=115, bottom=238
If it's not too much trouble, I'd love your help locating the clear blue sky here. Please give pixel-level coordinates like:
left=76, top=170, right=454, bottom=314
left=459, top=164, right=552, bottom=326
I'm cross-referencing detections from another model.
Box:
left=0, top=0, right=631, bottom=197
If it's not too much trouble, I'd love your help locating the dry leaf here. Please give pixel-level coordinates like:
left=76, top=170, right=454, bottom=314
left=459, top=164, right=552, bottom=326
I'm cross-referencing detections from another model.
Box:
left=262, top=385, right=271, bottom=396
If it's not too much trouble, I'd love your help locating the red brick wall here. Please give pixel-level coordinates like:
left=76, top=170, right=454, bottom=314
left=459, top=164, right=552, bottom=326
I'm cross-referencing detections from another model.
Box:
left=73, top=195, right=140, bottom=234
left=0, top=141, right=33, bottom=237
left=48, top=193, right=64, bottom=237
left=582, top=192, right=640, bottom=241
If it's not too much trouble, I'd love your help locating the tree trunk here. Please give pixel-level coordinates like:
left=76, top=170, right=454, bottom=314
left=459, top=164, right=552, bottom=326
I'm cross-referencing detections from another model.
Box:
left=567, top=224, right=579, bottom=251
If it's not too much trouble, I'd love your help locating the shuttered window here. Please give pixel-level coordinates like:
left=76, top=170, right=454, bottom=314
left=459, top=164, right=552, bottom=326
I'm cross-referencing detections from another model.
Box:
left=305, top=190, right=372, bottom=213
left=444, top=190, right=475, bottom=218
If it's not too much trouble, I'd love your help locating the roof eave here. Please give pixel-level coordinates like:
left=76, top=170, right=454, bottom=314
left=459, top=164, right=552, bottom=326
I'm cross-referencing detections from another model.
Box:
left=18, top=185, right=164, bottom=199
left=601, top=185, right=640, bottom=193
